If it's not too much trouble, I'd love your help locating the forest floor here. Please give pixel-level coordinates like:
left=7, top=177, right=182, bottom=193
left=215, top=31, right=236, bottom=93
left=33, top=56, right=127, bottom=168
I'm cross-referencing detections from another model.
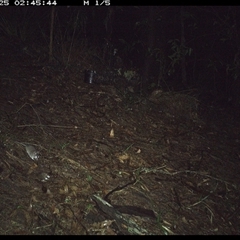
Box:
left=0, top=46, right=240, bottom=235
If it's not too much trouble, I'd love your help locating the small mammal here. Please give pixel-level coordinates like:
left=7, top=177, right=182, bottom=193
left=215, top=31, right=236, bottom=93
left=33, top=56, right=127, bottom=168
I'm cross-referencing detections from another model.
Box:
left=15, top=142, right=40, bottom=161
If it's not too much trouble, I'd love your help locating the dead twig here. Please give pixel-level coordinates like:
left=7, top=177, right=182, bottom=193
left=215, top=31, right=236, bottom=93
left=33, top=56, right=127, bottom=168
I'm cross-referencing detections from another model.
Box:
left=17, top=124, right=79, bottom=129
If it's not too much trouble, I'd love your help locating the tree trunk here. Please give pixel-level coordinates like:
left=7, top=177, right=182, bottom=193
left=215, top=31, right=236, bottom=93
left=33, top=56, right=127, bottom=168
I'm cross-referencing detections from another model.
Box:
left=142, top=6, right=156, bottom=91
left=180, top=6, right=187, bottom=86
left=49, top=7, right=55, bottom=63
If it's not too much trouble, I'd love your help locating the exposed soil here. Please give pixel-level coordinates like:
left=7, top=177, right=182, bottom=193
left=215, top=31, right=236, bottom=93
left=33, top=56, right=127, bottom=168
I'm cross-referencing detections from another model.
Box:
left=0, top=47, right=240, bottom=235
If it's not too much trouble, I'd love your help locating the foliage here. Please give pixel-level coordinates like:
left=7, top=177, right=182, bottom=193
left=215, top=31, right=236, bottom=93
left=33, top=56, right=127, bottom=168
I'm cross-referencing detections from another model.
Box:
left=0, top=8, right=36, bottom=43
left=0, top=6, right=239, bottom=102
left=168, top=39, right=193, bottom=76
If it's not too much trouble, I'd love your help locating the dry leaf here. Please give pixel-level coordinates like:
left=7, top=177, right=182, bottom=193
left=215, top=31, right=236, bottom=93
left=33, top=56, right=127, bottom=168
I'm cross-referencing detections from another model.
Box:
left=110, top=128, right=114, bottom=138
left=53, top=207, right=60, bottom=215
left=59, top=185, right=69, bottom=194
left=118, top=153, right=130, bottom=163
left=182, top=216, right=188, bottom=224
left=65, top=208, right=73, bottom=218
left=70, top=185, right=78, bottom=191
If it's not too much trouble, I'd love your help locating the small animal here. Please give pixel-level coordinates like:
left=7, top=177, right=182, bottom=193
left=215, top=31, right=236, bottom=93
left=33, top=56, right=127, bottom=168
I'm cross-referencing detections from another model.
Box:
left=15, top=142, right=40, bottom=161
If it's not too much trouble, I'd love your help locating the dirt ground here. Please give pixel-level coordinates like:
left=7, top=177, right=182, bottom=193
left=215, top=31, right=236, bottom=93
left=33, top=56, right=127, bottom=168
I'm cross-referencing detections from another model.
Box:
left=1, top=47, right=240, bottom=235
